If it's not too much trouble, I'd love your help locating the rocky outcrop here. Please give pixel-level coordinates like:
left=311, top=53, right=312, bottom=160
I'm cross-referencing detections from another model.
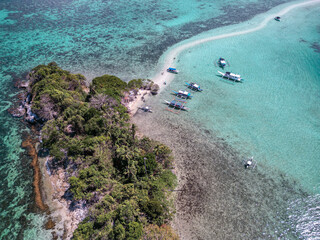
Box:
left=39, top=154, right=87, bottom=239
left=12, top=70, right=88, bottom=239
left=8, top=80, right=41, bottom=123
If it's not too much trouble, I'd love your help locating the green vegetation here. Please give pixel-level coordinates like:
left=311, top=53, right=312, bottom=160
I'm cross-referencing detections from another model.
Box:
left=29, top=63, right=177, bottom=239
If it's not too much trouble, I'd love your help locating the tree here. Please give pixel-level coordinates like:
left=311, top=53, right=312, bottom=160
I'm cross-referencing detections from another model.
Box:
left=127, top=222, right=143, bottom=240
left=114, top=224, right=126, bottom=240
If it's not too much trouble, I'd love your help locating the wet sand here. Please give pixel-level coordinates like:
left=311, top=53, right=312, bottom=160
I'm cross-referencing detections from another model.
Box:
left=132, top=101, right=306, bottom=239
left=130, top=2, right=320, bottom=238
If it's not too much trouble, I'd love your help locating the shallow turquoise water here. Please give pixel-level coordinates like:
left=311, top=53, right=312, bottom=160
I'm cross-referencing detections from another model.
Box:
left=171, top=3, right=320, bottom=192
left=0, top=0, right=312, bottom=238
left=148, top=2, right=320, bottom=238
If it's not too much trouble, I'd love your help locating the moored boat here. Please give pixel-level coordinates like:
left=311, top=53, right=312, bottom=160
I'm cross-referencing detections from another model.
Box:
left=165, top=99, right=189, bottom=111
left=218, top=57, right=227, bottom=68
left=243, top=156, right=257, bottom=169
left=167, top=67, right=178, bottom=74
left=218, top=71, right=243, bottom=82
left=185, top=82, right=203, bottom=91
left=138, top=106, right=152, bottom=112
left=172, top=90, right=193, bottom=99
left=274, top=16, right=281, bottom=21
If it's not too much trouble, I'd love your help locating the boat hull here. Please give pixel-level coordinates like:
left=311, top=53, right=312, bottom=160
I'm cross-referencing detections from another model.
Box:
left=165, top=100, right=188, bottom=111
left=185, top=82, right=203, bottom=91
left=172, top=90, right=193, bottom=99
left=218, top=71, right=243, bottom=82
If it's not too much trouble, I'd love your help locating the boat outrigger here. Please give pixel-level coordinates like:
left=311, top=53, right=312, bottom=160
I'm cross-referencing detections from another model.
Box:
left=243, top=157, right=257, bottom=169
left=172, top=90, right=193, bottom=99
left=185, top=82, right=203, bottom=91
left=218, top=71, right=243, bottom=82
left=165, top=99, right=189, bottom=111
left=167, top=67, right=178, bottom=74
left=218, top=57, right=227, bottom=68
left=274, top=16, right=281, bottom=21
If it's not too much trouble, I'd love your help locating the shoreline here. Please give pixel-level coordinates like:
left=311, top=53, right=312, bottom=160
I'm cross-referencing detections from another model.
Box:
left=38, top=154, right=87, bottom=239
left=111, top=0, right=320, bottom=120
left=129, top=0, right=320, bottom=114
left=15, top=64, right=179, bottom=239
left=132, top=0, right=320, bottom=238
left=21, top=136, right=48, bottom=211
left=10, top=0, right=319, bottom=238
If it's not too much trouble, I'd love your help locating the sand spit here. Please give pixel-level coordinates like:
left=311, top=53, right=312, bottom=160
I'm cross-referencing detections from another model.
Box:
left=150, top=0, right=320, bottom=91
left=124, top=0, right=320, bottom=118
left=132, top=0, right=320, bottom=239
left=131, top=0, right=320, bottom=114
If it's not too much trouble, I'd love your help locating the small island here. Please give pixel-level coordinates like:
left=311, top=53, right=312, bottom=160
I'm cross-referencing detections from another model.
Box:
left=15, top=63, right=178, bottom=239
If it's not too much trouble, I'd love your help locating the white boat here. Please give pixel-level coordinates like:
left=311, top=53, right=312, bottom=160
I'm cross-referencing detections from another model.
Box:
left=185, top=82, right=203, bottom=91
left=172, top=90, right=193, bottom=99
left=243, top=157, right=257, bottom=169
left=218, top=71, right=243, bottom=82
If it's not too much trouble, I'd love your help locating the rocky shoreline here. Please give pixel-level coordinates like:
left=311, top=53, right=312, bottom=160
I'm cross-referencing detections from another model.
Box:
left=9, top=65, right=172, bottom=239
left=38, top=154, right=87, bottom=239
left=11, top=77, right=88, bottom=239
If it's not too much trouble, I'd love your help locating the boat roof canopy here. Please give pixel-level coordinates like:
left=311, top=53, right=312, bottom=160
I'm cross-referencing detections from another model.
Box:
left=168, top=67, right=176, bottom=70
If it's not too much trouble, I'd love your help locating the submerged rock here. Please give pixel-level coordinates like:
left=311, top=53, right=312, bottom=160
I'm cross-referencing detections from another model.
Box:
left=8, top=105, right=25, bottom=117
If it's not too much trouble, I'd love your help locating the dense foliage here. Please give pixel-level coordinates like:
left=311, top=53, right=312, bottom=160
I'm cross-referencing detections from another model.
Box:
left=30, top=63, right=178, bottom=239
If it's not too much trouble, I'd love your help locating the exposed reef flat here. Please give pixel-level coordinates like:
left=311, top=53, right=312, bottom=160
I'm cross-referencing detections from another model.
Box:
left=132, top=102, right=307, bottom=239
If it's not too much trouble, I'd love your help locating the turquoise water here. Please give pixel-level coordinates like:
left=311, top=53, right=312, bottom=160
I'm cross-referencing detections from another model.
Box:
left=138, top=2, right=320, bottom=238
left=171, top=3, right=320, bottom=192
left=1, top=0, right=316, bottom=238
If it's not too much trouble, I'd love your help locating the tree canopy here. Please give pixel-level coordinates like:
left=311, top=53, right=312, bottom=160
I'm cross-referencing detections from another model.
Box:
left=30, top=63, right=178, bottom=239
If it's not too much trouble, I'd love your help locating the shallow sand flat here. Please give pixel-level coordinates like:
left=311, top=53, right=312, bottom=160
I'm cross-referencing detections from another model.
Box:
left=132, top=1, right=320, bottom=238
left=132, top=101, right=305, bottom=239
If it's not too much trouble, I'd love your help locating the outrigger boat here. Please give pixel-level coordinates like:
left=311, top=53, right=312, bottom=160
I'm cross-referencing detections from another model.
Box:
left=218, top=71, right=243, bottom=82
left=274, top=16, right=281, bottom=21
left=218, top=57, right=227, bottom=68
left=185, top=82, right=203, bottom=91
left=167, top=67, right=178, bottom=74
left=172, top=90, right=193, bottom=99
left=243, top=156, right=257, bottom=169
left=165, top=99, right=189, bottom=111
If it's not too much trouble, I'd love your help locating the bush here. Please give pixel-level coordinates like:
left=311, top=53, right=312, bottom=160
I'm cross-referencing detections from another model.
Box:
left=142, top=200, right=164, bottom=225
left=127, top=222, right=143, bottom=240
left=127, top=79, right=143, bottom=89
left=28, top=64, right=178, bottom=239
left=91, top=75, right=127, bottom=101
